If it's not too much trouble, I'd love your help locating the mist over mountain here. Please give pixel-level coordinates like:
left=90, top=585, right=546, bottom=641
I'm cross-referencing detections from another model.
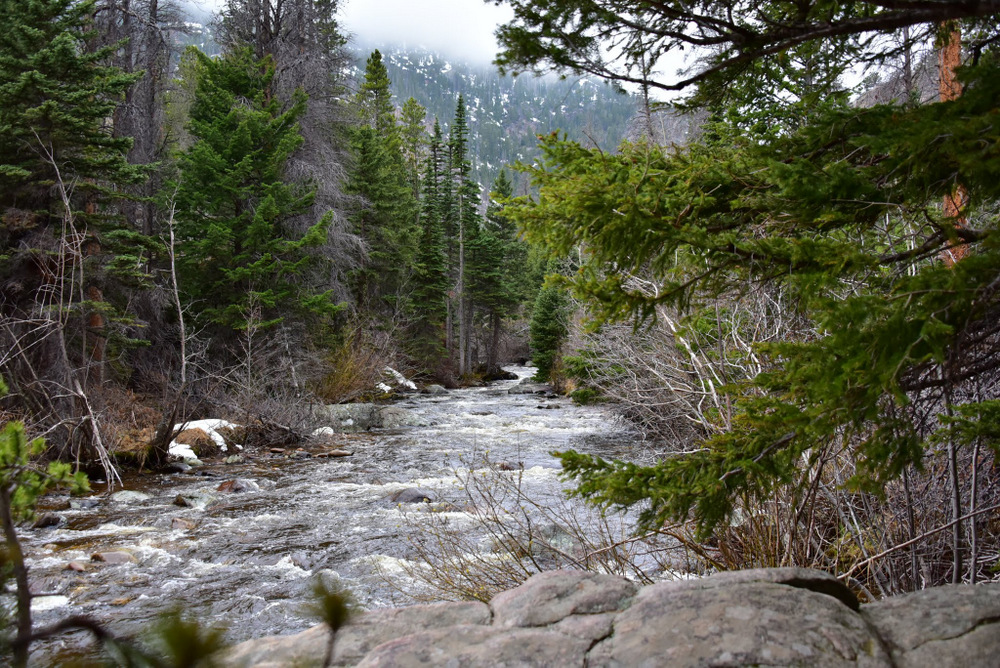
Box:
left=352, top=43, right=638, bottom=193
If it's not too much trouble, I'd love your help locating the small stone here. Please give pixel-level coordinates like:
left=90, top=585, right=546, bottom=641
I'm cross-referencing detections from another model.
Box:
left=65, top=561, right=88, bottom=572
left=111, top=490, right=152, bottom=504
left=389, top=487, right=435, bottom=504
left=269, top=447, right=286, bottom=454
left=173, top=495, right=193, bottom=507
left=217, top=479, right=249, bottom=493
left=162, top=461, right=192, bottom=473
left=171, top=517, right=197, bottom=530
left=91, top=551, right=137, bottom=565
left=316, top=449, right=353, bottom=458
left=225, top=454, right=245, bottom=464
left=32, top=513, right=62, bottom=529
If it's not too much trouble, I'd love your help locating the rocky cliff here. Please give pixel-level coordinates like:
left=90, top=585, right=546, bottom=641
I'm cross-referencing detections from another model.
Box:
left=222, top=567, right=1000, bottom=667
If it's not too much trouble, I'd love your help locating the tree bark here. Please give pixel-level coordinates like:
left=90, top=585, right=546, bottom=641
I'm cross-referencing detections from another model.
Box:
left=940, top=25, right=968, bottom=266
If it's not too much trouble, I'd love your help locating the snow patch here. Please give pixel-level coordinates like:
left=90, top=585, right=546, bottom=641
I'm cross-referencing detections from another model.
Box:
left=385, top=367, right=417, bottom=390
left=169, top=418, right=240, bottom=458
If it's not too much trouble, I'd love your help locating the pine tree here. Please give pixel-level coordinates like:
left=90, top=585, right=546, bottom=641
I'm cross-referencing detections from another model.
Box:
left=0, top=0, right=145, bottom=459
left=470, top=169, right=524, bottom=373
left=347, top=50, right=418, bottom=314
left=400, top=96, right=428, bottom=198
left=408, top=120, right=451, bottom=373
left=448, top=95, right=482, bottom=375
left=508, top=39, right=1000, bottom=548
left=529, top=260, right=569, bottom=383
left=172, top=47, right=338, bottom=333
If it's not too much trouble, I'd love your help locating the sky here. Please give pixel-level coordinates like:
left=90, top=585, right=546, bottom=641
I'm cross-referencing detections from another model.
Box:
left=340, top=0, right=514, bottom=63
left=188, top=0, right=515, bottom=63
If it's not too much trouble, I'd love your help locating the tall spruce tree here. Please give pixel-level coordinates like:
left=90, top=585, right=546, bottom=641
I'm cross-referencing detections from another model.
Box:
left=172, top=47, right=338, bottom=334
left=448, top=95, right=482, bottom=375
left=529, top=259, right=569, bottom=383
left=408, top=119, right=451, bottom=373
left=0, top=0, right=145, bottom=460
left=347, top=50, right=418, bottom=314
left=400, top=96, right=428, bottom=198
left=471, top=169, right=524, bottom=373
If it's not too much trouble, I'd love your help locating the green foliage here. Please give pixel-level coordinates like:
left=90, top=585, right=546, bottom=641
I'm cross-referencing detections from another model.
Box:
left=569, top=387, right=602, bottom=405
left=529, top=264, right=569, bottom=383
left=511, top=56, right=1000, bottom=535
left=0, top=0, right=144, bottom=210
left=408, top=120, right=451, bottom=370
left=0, top=421, right=89, bottom=525
left=348, top=51, right=419, bottom=313
left=172, top=47, right=340, bottom=332
left=148, top=609, right=227, bottom=668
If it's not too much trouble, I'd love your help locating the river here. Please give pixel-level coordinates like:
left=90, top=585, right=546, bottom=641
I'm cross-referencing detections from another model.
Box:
left=20, top=367, right=650, bottom=664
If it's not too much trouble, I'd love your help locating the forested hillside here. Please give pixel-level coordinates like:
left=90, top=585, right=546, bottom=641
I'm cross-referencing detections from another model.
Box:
left=361, top=44, right=636, bottom=192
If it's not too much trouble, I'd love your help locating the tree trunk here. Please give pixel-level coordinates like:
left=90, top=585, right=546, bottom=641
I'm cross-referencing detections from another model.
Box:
left=1, top=485, right=32, bottom=668
left=940, top=25, right=968, bottom=266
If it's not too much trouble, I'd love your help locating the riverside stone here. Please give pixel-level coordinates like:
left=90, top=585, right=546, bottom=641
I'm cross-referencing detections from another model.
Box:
left=863, top=584, right=1000, bottom=667
left=491, top=570, right=637, bottom=628
left=355, top=625, right=591, bottom=668
left=219, top=568, right=1000, bottom=667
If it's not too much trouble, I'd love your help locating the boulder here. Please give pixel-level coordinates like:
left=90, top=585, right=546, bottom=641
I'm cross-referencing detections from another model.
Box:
left=388, top=488, right=435, bottom=504
left=222, top=601, right=491, bottom=668
left=91, top=551, right=137, bottom=565
left=320, top=404, right=380, bottom=431
left=491, top=570, right=637, bottom=628
left=219, top=568, right=1000, bottom=668
left=863, top=584, right=1000, bottom=667
left=355, top=625, right=591, bottom=668
left=217, top=479, right=256, bottom=494
left=378, top=406, right=426, bottom=429
left=589, top=578, right=887, bottom=667
left=32, top=513, right=62, bottom=529
left=424, top=384, right=448, bottom=395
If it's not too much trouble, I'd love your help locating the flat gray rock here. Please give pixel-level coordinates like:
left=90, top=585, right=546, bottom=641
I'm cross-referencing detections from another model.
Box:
left=221, top=623, right=328, bottom=668
left=863, top=584, right=1000, bottom=667
left=333, top=601, right=491, bottom=666
left=355, top=624, right=591, bottom=668
left=590, top=580, right=890, bottom=667
left=490, top=569, right=637, bottom=628
left=663, top=566, right=860, bottom=611
left=222, top=601, right=490, bottom=668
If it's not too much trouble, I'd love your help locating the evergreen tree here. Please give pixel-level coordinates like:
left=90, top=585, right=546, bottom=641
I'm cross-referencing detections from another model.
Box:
left=172, top=47, right=338, bottom=333
left=357, top=50, right=398, bottom=141
left=448, top=95, right=482, bottom=374
left=408, top=120, right=451, bottom=372
left=505, top=20, right=1000, bottom=552
left=470, top=169, right=524, bottom=372
left=529, top=260, right=569, bottom=383
left=347, top=50, right=418, bottom=314
left=0, top=0, right=145, bottom=459
left=400, top=96, right=428, bottom=198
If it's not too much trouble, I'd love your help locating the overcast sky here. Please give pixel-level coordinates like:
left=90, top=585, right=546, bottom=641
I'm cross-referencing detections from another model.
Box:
left=341, top=0, right=514, bottom=63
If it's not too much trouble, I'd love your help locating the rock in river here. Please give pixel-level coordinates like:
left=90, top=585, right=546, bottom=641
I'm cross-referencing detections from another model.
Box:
left=388, top=487, right=435, bottom=504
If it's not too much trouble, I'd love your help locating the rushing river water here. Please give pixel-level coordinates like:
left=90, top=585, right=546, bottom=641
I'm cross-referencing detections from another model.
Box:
left=20, top=367, right=643, bottom=664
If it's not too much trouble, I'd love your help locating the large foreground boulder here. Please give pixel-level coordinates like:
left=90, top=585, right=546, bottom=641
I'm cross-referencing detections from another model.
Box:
left=221, top=568, right=1000, bottom=667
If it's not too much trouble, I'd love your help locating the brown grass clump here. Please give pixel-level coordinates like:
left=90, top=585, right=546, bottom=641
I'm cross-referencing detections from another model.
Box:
left=173, top=429, right=220, bottom=458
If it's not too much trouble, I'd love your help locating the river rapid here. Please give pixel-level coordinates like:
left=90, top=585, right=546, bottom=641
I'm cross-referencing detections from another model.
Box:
left=19, top=367, right=643, bottom=664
